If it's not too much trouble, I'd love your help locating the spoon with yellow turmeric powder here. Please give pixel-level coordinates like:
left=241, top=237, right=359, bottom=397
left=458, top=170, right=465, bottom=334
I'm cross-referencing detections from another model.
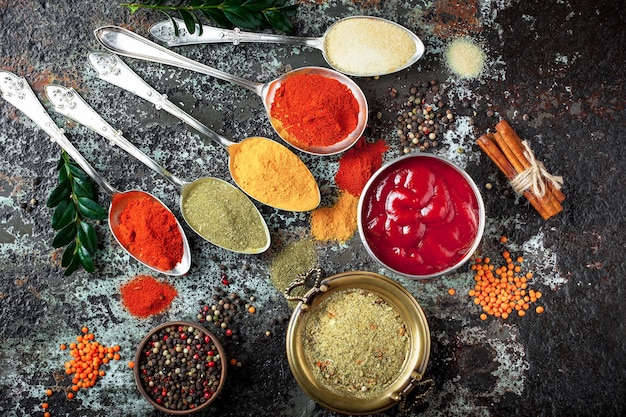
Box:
left=88, top=52, right=320, bottom=212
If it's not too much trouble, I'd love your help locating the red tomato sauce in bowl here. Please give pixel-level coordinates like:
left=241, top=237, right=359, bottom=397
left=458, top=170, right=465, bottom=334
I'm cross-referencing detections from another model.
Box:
left=358, top=154, right=484, bottom=278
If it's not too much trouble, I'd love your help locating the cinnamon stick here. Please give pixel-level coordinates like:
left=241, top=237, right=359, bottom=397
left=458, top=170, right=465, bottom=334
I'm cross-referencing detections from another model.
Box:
left=492, top=130, right=563, bottom=216
left=477, top=134, right=557, bottom=220
left=496, top=120, right=566, bottom=202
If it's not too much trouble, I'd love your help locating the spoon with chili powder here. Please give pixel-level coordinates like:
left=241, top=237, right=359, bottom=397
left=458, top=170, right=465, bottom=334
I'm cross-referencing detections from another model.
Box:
left=87, top=52, right=320, bottom=213
left=0, top=71, right=191, bottom=276
left=44, top=83, right=272, bottom=254
left=94, top=26, right=368, bottom=156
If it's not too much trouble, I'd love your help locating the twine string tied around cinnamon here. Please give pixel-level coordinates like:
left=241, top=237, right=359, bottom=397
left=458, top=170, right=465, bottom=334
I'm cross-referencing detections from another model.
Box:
left=509, top=140, right=563, bottom=197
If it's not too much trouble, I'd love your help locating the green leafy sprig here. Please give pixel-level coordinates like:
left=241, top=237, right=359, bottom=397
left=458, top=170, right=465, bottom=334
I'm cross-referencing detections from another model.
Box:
left=46, top=151, right=108, bottom=276
left=121, top=0, right=299, bottom=35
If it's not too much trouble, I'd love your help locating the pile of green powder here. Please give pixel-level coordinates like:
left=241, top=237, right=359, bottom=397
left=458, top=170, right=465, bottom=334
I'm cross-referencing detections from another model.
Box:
left=270, top=238, right=318, bottom=306
left=444, top=36, right=486, bottom=79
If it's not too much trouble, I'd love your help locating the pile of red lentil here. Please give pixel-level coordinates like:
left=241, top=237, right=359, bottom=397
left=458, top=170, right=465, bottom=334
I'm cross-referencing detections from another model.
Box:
left=467, top=236, right=545, bottom=320
left=41, top=326, right=123, bottom=416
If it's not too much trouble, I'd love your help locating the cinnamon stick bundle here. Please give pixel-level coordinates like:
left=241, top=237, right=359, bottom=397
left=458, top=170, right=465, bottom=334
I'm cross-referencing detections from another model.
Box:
left=477, top=120, right=565, bottom=220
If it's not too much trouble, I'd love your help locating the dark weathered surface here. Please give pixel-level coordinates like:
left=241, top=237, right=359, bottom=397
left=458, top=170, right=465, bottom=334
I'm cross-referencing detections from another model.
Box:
left=0, top=1, right=624, bottom=416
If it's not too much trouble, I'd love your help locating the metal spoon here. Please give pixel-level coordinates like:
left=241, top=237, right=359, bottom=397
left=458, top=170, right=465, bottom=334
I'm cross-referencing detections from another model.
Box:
left=0, top=71, right=191, bottom=276
left=87, top=52, right=320, bottom=212
left=44, top=84, right=271, bottom=255
left=93, top=26, right=368, bottom=156
left=150, top=16, right=425, bottom=77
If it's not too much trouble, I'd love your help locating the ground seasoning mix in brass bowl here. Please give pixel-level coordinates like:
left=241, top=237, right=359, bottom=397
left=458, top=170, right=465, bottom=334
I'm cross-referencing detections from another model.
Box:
left=134, top=321, right=226, bottom=415
left=286, top=271, right=430, bottom=415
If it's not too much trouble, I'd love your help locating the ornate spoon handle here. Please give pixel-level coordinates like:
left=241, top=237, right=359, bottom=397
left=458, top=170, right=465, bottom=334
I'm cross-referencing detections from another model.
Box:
left=149, top=18, right=321, bottom=49
left=0, top=71, right=118, bottom=195
left=44, top=84, right=186, bottom=189
left=88, top=52, right=235, bottom=151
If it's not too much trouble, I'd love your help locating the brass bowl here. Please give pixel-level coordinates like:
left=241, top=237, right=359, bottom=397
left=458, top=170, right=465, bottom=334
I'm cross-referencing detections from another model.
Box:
left=285, top=270, right=431, bottom=415
left=134, top=321, right=227, bottom=415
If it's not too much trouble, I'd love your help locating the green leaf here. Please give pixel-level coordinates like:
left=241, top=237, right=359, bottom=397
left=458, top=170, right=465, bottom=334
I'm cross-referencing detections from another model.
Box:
left=52, top=199, right=77, bottom=230
left=73, top=177, right=98, bottom=200
left=77, top=197, right=108, bottom=220
left=63, top=255, right=81, bottom=276
left=200, top=9, right=232, bottom=28
left=67, top=163, right=89, bottom=180
left=244, top=0, right=280, bottom=12
left=224, top=6, right=265, bottom=29
left=179, top=9, right=199, bottom=34
left=264, top=9, right=293, bottom=32
left=52, top=223, right=77, bottom=248
left=77, top=244, right=95, bottom=273
left=47, top=179, right=71, bottom=208
left=61, top=241, right=77, bottom=267
left=77, top=222, right=99, bottom=255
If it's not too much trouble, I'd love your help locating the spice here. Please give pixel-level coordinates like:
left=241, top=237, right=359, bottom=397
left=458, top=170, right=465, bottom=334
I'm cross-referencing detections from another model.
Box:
left=181, top=177, right=268, bottom=252
left=469, top=248, right=544, bottom=320
left=444, top=37, right=486, bottom=79
left=476, top=120, right=565, bottom=220
left=310, top=191, right=359, bottom=243
left=269, top=73, right=359, bottom=149
left=324, top=17, right=417, bottom=76
left=197, top=286, right=258, bottom=339
left=269, top=238, right=318, bottom=303
left=395, top=80, right=458, bottom=154
left=335, top=139, right=388, bottom=197
left=303, top=289, right=409, bottom=398
left=120, top=275, right=178, bottom=318
left=63, top=327, right=121, bottom=394
left=137, top=324, right=224, bottom=411
left=113, top=195, right=184, bottom=271
left=229, top=137, right=320, bottom=211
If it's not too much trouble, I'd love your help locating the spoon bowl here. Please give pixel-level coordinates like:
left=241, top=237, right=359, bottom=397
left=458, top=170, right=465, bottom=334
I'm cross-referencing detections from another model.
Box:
left=44, top=83, right=271, bottom=254
left=0, top=71, right=191, bottom=276
left=108, top=190, right=192, bottom=275
left=150, top=16, right=425, bottom=77
left=94, top=26, right=368, bottom=156
left=87, top=52, right=321, bottom=212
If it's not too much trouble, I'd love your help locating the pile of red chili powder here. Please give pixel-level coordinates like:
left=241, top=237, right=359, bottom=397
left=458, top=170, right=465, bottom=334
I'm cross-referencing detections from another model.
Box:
left=120, top=275, right=178, bottom=318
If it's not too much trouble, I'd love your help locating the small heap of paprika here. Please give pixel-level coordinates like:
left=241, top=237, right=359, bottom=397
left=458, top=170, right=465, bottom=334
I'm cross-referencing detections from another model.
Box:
left=120, top=275, right=178, bottom=318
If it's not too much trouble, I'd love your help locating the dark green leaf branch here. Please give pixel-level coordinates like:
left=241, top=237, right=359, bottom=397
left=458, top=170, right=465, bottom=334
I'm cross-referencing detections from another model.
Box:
left=46, top=151, right=108, bottom=276
left=120, top=0, right=299, bottom=35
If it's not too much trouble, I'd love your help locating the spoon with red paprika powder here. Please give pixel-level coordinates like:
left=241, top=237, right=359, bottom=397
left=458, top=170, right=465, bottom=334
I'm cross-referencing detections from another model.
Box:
left=94, top=26, right=368, bottom=156
left=44, top=83, right=271, bottom=254
left=0, top=71, right=192, bottom=276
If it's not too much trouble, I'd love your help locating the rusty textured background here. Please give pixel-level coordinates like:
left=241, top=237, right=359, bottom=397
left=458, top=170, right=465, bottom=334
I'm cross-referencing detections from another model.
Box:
left=0, top=0, right=624, bottom=416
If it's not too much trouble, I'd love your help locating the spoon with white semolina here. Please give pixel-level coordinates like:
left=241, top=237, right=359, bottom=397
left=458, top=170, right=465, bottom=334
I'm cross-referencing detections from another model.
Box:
left=44, top=84, right=271, bottom=255
left=149, top=16, right=425, bottom=78
left=0, top=71, right=192, bottom=275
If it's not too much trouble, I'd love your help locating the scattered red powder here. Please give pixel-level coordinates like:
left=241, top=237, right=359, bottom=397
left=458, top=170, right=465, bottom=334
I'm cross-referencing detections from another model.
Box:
left=335, top=139, right=388, bottom=196
left=120, top=275, right=178, bottom=318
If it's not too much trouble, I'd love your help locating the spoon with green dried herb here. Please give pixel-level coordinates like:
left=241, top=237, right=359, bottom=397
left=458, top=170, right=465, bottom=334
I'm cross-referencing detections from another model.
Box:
left=44, top=84, right=271, bottom=254
left=0, top=71, right=192, bottom=276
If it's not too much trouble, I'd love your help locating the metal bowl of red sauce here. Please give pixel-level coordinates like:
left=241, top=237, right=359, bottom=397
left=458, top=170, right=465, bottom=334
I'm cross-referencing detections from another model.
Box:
left=358, top=153, right=485, bottom=279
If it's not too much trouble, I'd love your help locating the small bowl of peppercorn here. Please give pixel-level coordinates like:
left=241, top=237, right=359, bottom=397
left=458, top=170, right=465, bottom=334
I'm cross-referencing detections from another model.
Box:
left=134, top=321, right=227, bottom=415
